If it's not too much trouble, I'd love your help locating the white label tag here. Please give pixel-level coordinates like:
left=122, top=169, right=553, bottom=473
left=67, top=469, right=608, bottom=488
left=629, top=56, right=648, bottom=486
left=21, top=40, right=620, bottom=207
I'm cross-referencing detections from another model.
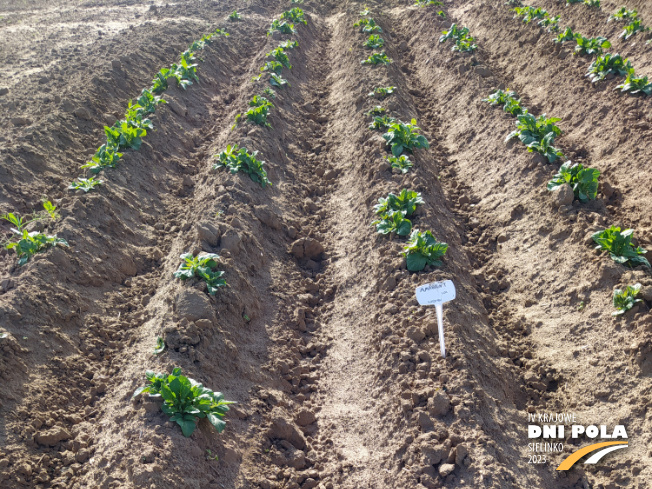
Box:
left=415, top=279, right=456, bottom=306
left=415, top=280, right=456, bottom=359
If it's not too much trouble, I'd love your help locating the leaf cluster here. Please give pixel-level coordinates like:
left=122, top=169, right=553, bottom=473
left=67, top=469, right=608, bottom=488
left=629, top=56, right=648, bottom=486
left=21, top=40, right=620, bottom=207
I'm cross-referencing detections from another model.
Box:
left=214, top=144, right=272, bottom=187
left=174, top=253, right=227, bottom=295
left=592, top=226, right=649, bottom=268
left=401, top=230, right=448, bottom=272
left=133, top=368, right=234, bottom=437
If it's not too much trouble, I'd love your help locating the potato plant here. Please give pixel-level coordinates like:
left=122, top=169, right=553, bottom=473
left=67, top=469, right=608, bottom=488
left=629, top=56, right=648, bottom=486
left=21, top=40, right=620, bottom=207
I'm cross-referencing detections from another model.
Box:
left=372, top=211, right=412, bottom=236
left=547, top=162, right=599, bottom=202
left=592, top=227, right=649, bottom=268
left=355, top=18, right=382, bottom=33
left=539, top=15, right=561, bottom=32
left=270, top=73, right=290, bottom=88
left=574, top=36, right=611, bottom=56
left=362, top=51, right=392, bottom=65
left=586, top=53, right=632, bottom=83
left=228, top=10, right=241, bottom=21
left=214, top=144, right=272, bottom=187
left=368, top=86, right=396, bottom=99
left=69, top=176, right=103, bottom=193
left=267, top=47, right=292, bottom=69
left=1, top=202, right=68, bottom=266
left=133, top=368, right=234, bottom=437
left=415, top=0, right=443, bottom=6
left=374, top=189, right=424, bottom=217
left=364, top=34, right=385, bottom=49
left=439, top=24, right=477, bottom=52
left=612, top=284, right=642, bottom=316
left=234, top=95, right=274, bottom=128
left=401, top=230, right=448, bottom=272
left=609, top=7, right=638, bottom=23
left=555, top=27, right=576, bottom=43
left=366, top=106, right=386, bottom=116
left=620, top=19, right=649, bottom=40
left=268, top=20, right=296, bottom=36
left=174, top=253, right=227, bottom=295
left=506, top=113, right=562, bottom=146
left=81, top=142, right=122, bottom=173
left=615, top=70, right=652, bottom=95
left=483, top=89, right=525, bottom=116
left=280, top=8, right=307, bottom=25
left=386, top=154, right=413, bottom=173
left=383, top=119, right=430, bottom=157
left=584, top=0, right=600, bottom=7
left=369, top=115, right=397, bottom=131
left=513, top=6, right=547, bottom=23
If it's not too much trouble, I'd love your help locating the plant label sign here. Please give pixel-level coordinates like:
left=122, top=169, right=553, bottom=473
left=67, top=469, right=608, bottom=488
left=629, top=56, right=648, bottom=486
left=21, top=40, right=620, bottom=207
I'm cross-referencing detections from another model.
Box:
left=415, top=280, right=456, bottom=358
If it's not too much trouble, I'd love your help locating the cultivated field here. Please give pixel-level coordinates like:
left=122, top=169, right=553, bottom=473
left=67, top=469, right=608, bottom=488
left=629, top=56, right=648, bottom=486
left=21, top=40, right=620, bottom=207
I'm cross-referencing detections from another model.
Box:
left=0, top=0, right=651, bottom=488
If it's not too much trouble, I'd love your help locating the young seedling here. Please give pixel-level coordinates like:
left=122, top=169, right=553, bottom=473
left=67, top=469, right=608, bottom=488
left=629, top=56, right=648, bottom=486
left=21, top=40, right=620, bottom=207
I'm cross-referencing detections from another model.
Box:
left=547, top=162, right=600, bottom=201
left=483, top=89, right=525, bottom=115
left=174, top=253, right=227, bottom=294
left=360, top=5, right=370, bottom=16
left=1, top=202, right=68, bottom=266
left=513, top=6, right=548, bottom=23
left=106, top=122, right=147, bottom=151
left=228, top=10, right=241, bottom=21
left=280, top=8, right=307, bottom=25
left=369, top=115, right=397, bottom=131
left=154, top=337, right=166, bottom=354
left=81, top=142, right=122, bottom=173
left=261, top=60, right=284, bottom=75
left=620, top=19, right=649, bottom=40
left=584, top=0, right=600, bottom=8
left=368, top=86, right=396, bottom=99
left=415, top=0, right=443, bottom=6
left=364, top=34, right=385, bottom=49
left=586, top=53, right=633, bottom=83
left=362, top=51, right=392, bottom=65
left=372, top=210, right=412, bottom=236
left=366, top=106, right=387, bottom=116
left=386, top=154, right=413, bottom=173
left=268, top=20, right=296, bottom=36
left=151, top=69, right=169, bottom=94
left=279, top=40, right=299, bottom=50
left=615, top=69, right=652, bottom=95
left=612, top=284, right=642, bottom=316
left=133, top=367, right=234, bottom=437
left=168, top=52, right=199, bottom=89
left=269, top=73, right=290, bottom=88
left=214, top=144, right=272, bottom=187
left=374, top=189, right=424, bottom=217
left=234, top=96, right=274, bottom=129
left=574, top=36, right=611, bottom=56
left=526, top=132, right=565, bottom=163
left=555, top=27, right=576, bottom=43
left=355, top=18, right=382, bottom=33
left=136, top=89, right=166, bottom=114
left=68, top=176, right=104, bottom=193
left=506, top=113, right=562, bottom=146
left=608, top=7, right=638, bottom=23
left=592, top=226, right=649, bottom=267
left=566, top=0, right=582, bottom=4
left=539, top=15, right=561, bottom=32
left=439, top=24, right=476, bottom=52
left=383, top=119, right=430, bottom=157
left=401, top=229, right=448, bottom=272
left=267, top=47, right=292, bottom=69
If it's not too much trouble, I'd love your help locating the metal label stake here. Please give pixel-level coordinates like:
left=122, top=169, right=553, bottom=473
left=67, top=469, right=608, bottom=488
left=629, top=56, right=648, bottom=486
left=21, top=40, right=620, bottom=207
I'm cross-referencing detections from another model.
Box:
left=415, top=280, right=456, bottom=358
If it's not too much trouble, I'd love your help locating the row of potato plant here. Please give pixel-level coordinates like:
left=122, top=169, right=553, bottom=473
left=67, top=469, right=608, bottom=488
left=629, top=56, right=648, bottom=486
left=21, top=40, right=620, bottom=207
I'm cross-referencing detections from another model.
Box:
left=356, top=8, right=449, bottom=272
left=512, top=5, right=652, bottom=95
left=484, top=87, right=648, bottom=313
left=72, top=27, right=230, bottom=190
left=133, top=10, right=312, bottom=438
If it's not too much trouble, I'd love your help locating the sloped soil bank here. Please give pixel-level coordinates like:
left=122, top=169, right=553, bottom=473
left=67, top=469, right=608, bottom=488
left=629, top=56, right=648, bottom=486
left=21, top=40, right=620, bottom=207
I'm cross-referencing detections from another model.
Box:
left=0, top=1, right=650, bottom=489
